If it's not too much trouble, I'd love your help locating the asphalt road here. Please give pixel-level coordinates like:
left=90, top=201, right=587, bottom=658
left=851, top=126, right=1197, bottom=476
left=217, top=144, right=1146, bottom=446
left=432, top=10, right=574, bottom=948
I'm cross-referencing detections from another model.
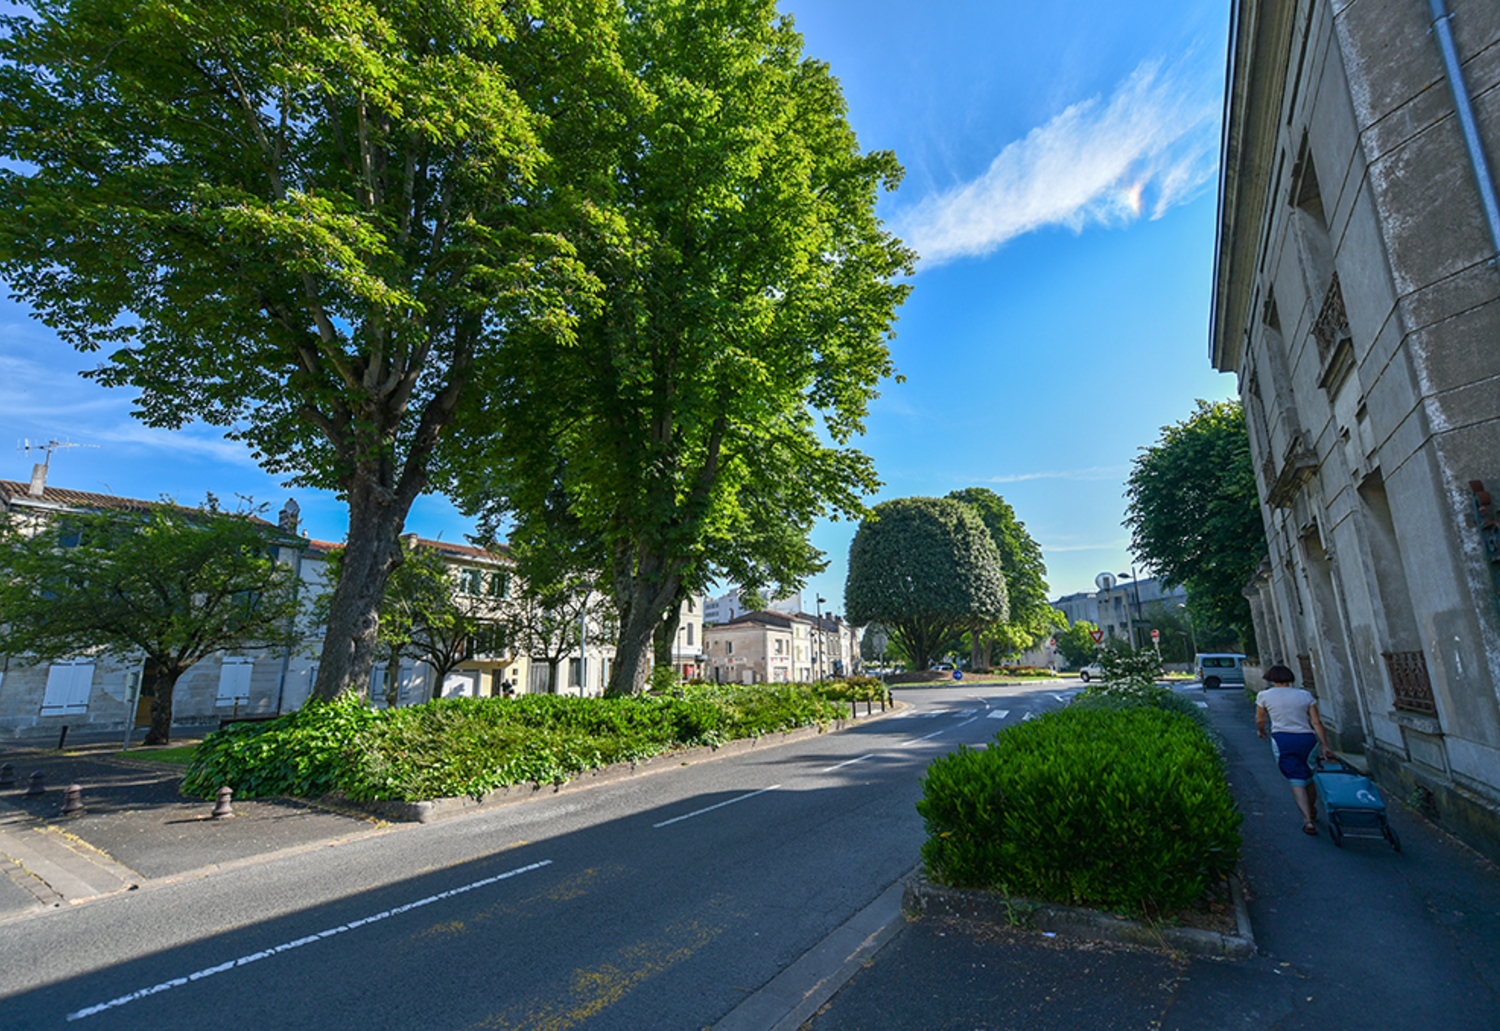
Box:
left=0, top=680, right=1085, bottom=1031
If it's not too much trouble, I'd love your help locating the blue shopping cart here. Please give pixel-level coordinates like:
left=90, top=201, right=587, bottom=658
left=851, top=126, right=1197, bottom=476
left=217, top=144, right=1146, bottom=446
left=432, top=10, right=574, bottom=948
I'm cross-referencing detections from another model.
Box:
left=1314, top=756, right=1400, bottom=851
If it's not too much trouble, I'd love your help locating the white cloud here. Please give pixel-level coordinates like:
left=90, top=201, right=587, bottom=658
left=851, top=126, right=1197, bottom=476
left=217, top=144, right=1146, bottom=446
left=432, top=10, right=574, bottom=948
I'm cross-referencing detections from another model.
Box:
left=1039, top=539, right=1130, bottom=553
left=895, top=55, right=1221, bottom=266
left=983, top=466, right=1127, bottom=484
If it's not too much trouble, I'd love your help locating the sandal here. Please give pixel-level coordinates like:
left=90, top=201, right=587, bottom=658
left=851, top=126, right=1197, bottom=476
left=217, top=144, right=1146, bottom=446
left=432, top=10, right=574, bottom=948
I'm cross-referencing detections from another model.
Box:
left=1303, top=821, right=1318, bottom=836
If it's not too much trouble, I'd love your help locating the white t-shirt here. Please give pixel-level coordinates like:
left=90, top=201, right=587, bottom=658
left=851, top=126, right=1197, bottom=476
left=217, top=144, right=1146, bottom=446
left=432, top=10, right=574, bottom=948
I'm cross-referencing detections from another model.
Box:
left=1257, top=686, right=1317, bottom=734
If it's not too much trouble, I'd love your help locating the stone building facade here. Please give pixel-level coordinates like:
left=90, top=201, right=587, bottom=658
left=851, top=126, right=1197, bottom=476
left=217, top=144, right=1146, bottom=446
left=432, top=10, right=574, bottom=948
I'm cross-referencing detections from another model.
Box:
left=1213, top=0, right=1500, bottom=856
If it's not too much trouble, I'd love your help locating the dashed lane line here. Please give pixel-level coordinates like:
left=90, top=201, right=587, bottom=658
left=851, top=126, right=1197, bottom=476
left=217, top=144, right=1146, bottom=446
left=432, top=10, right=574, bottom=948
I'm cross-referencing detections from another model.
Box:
left=65, top=859, right=554, bottom=1022
left=822, top=755, right=874, bottom=773
left=653, top=786, right=782, bottom=829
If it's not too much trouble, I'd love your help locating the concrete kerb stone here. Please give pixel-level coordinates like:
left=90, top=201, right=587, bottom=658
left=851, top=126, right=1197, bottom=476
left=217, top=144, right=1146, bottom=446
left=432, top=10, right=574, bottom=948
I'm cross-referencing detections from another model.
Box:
left=901, top=873, right=1256, bottom=960
left=329, top=703, right=910, bottom=825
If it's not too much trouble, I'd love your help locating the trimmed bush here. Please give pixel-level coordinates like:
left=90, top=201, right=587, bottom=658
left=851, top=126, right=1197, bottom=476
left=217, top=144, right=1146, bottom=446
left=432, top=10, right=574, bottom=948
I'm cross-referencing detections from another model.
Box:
left=917, top=705, right=1241, bottom=914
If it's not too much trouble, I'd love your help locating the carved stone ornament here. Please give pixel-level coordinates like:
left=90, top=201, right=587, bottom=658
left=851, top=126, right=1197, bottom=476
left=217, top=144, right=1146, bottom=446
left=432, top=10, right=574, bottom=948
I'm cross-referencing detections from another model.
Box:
left=1312, top=272, right=1349, bottom=361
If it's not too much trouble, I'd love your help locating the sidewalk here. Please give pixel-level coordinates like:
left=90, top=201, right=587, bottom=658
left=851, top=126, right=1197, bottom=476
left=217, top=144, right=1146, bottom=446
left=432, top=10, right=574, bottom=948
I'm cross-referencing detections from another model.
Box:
left=799, top=686, right=1500, bottom=1031
left=0, top=734, right=385, bottom=921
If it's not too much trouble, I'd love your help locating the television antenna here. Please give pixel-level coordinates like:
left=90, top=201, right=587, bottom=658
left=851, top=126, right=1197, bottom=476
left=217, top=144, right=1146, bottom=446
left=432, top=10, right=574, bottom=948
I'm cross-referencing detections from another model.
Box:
left=19, top=438, right=98, bottom=465
left=18, top=439, right=99, bottom=495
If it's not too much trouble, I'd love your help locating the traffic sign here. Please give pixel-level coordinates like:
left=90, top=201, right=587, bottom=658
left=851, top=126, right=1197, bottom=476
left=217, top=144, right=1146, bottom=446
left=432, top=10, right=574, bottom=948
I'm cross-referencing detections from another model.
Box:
left=1089, top=630, right=1105, bottom=643
left=1151, top=629, right=1160, bottom=642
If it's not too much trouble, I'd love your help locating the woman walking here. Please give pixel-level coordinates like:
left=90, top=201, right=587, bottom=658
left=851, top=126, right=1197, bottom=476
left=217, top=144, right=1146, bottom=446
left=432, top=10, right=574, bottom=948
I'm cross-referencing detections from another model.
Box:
left=1256, top=664, right=1335, bottom=835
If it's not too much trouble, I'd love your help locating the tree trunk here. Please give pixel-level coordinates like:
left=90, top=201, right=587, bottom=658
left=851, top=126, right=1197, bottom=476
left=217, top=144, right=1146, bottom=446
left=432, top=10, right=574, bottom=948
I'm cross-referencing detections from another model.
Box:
left=143, top=667, right=183, bottom=746
left=384, top=649, right=402, bottom=708
left=604, top=539, right=683, bottom=696
left=312, top=479, right=411, bottom=703
left=654, top=603, right=682, bottom=672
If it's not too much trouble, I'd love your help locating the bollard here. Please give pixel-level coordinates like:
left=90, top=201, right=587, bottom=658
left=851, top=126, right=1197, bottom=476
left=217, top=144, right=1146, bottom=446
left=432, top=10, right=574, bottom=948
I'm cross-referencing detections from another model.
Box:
left=56, top=725, right=68, bottom=751
left=0, top=763, right=13, bottom=788
left=866, top=697, right=872, bottom=716
left=60, top=784, right=83, bottom=817
left=850, top=699, right=857, bottom=719
left=211, top=786, right=234, bottom=819
left=25, top=771, right=45, bottom=797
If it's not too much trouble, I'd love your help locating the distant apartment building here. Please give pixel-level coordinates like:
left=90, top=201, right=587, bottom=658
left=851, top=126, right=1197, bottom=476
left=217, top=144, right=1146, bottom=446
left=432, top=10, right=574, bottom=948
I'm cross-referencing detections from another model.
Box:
left=1051, top=577, right=1187, bottom=645
left=0, top=476, right=697, bottom=736
left=701, top=588, right=802, bottom=626
left=703, top=610, right=857, bottom=684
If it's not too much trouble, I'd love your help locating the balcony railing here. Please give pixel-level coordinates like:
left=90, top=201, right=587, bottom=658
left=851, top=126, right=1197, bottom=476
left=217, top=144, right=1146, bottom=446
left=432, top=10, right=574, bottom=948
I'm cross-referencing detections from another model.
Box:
left=1383, top=650, right=1436, bottom=714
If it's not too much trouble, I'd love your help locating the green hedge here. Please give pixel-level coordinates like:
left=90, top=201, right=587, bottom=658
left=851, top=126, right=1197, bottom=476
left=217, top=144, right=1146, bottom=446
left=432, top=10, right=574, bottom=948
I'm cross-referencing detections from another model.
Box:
left=183, top=682, right=850, bottom=802
left=916, top=705, right=1241, bottom=914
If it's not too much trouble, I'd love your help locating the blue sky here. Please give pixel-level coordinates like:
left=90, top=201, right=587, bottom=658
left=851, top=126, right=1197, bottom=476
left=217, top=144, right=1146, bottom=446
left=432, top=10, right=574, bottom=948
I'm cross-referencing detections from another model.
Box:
left=0, top=0, right=1237, bottom=614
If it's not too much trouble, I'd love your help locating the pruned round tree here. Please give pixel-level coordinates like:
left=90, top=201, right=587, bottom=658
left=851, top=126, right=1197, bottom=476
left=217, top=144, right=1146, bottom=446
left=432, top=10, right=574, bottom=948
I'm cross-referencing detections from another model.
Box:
left=845, top=497, right=1008, bottom=671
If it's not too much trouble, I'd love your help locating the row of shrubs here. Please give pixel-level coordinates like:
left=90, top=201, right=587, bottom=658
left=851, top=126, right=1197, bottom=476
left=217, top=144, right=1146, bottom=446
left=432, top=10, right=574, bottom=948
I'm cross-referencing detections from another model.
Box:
left=916, top=651, right=1241, bottom=915
left=183, top=681, right=854, bottom=803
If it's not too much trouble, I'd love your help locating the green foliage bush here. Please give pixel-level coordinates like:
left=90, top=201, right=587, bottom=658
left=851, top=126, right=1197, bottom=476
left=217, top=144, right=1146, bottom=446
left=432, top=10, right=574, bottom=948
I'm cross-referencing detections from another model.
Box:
left=184, top=682, right=850, bottom=802
left=917, top=705, right=1241, bottom=914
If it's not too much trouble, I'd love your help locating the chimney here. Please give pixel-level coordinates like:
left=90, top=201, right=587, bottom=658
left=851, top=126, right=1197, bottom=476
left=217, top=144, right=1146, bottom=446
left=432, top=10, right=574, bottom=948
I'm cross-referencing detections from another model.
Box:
left=28, top=463, right=47, bottom=498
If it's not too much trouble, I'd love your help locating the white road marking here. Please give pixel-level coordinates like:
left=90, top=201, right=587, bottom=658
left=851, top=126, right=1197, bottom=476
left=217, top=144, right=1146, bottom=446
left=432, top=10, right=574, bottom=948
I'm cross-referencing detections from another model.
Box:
left=954, top=717, right=979, bottom=729
left=955, top=709, right=978, bottom=717
left=653, top=785, right=781, bottom=828
left=823, top=755, right=874, bottom=773
left=1022, top=712, right=1037, bottom=722
left=65, top=860, right=554, bottom=1021
left=919, top=712, right=943, bottom=719
left=1195, top=701, right=1209, bottom=708
left=987, top=710, right=1011, bottom=720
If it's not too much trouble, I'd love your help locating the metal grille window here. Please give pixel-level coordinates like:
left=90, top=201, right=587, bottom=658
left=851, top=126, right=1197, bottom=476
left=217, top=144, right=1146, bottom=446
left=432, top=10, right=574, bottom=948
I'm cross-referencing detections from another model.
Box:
left=1297, top=654, right=1316, bottom=691
left=1383, top=651, right=1436, bottom=714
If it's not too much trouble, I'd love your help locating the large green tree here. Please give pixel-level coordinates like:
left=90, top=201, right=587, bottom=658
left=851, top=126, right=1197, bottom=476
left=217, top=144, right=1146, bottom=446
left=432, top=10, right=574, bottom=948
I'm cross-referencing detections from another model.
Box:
left=1124, top=400, right=1266, bottom=651
left=947, top=487, right=1056, bottom=667
left=0, top=0, right=629, bottom=703
left=446, top=0, right=912, bottom=694
left=845, top=497, right=1009, bottom=671
left=0, top=502, right=303, bottom=744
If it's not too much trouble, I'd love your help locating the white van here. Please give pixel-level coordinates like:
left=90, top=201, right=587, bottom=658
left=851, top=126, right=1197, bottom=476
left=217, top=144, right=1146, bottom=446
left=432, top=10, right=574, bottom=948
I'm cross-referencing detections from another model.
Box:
left=1195, top=653, right=1247, bottom=689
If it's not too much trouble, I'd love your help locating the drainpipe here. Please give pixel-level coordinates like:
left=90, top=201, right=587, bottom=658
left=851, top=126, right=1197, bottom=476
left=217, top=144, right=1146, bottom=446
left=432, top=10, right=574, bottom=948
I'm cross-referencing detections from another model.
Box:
left=1428, top=0, right=1500, bottom=259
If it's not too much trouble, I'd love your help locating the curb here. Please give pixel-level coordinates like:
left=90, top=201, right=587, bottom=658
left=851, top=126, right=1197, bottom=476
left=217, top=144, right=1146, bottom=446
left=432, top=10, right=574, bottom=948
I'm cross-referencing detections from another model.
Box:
left=329, top=703, right=908, bottom=824
left=901, top=874, right=1256, bottom=960
left=712, top=869, right=914, bottom=1031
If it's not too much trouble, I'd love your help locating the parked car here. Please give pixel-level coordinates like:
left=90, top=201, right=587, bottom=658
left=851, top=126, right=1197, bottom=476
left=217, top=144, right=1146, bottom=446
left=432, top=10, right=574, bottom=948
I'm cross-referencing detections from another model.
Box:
left=931, top=662, right=955, bottom=672
left=1195, top=653, right=1247, bottom=689
left=1078, top=662, right=1105, bottom=683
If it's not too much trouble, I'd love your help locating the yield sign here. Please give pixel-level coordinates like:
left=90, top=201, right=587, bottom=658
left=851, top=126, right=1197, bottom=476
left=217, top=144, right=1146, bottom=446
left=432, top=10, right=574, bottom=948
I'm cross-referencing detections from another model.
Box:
left=1089, top=630, right=1105, bottom=643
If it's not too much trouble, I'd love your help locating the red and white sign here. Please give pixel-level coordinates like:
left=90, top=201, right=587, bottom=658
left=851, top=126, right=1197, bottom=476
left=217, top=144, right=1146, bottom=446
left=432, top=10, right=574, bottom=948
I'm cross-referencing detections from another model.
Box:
left=1151, top=629, right=1160, bottom=642
left=1089, top=630, right=1105, bottom=644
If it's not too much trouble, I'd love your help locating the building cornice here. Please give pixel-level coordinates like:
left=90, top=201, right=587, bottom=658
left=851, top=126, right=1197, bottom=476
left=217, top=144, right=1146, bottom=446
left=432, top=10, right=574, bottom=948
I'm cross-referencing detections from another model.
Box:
left=1212, top=0, right=1298, bottom=374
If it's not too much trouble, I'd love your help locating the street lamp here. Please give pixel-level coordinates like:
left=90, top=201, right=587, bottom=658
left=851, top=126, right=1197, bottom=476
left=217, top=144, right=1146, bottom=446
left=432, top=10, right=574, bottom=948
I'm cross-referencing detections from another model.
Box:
left=815, top=595, right=827, bottom=681
left=1117, top=568, right=1145, bottom=651
left=1179, top=603, right=1198, bottom=659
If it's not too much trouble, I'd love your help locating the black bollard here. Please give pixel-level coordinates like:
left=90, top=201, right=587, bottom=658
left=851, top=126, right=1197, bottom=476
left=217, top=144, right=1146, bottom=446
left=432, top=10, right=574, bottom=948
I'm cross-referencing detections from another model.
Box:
left=56, top=725, right=68, bottom=750
left=25, top=771, right=45, bottom=797
left=211, top=786, right=234, bottom=819
left=0, top=763, right=13, bottom=788
left=60, top=784, right=83, bottom=817
left=850, top=699, right=857, bottom=719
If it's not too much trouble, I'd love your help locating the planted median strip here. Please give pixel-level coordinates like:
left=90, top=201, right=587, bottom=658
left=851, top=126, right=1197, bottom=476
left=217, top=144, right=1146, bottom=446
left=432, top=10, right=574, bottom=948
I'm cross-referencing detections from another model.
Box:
left=180, top=680, right=891, bottom=805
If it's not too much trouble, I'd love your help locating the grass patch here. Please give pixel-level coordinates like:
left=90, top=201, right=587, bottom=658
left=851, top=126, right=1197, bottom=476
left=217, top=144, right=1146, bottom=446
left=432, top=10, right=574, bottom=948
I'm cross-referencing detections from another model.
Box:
left=120, top=744, right=200, bottom=765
